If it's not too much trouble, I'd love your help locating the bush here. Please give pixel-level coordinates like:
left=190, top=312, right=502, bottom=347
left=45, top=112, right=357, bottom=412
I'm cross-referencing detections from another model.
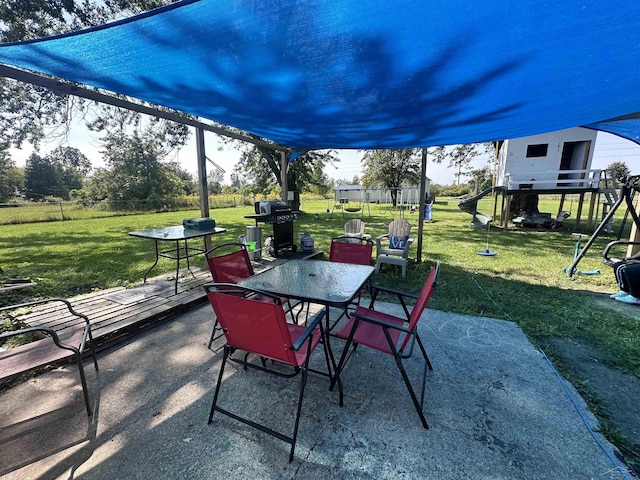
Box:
left=431, top=184, right=471, bottom=197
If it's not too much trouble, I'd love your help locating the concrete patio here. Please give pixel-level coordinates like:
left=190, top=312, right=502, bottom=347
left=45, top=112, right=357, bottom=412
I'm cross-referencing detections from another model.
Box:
left=0, top=301, right=633, bottom=479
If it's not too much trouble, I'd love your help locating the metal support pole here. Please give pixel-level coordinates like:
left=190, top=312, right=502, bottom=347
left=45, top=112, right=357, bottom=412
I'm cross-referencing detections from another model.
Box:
left=280, top=151, right=289, bottom=203
left=417, top=148, right=428, bottom=264
left=196, top=127, right=212, bottom=252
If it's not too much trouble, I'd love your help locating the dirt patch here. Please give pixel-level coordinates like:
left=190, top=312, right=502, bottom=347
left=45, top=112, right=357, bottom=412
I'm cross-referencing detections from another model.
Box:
left=544, top=292, right=640, bottom=473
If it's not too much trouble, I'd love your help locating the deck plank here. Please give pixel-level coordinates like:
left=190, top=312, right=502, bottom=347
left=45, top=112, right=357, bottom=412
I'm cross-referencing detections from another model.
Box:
left=7, top=250, right=324, bottom=352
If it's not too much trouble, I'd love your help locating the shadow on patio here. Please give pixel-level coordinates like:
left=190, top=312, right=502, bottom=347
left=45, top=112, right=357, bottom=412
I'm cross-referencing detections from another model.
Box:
left=0, top=302, right=632, bottom=479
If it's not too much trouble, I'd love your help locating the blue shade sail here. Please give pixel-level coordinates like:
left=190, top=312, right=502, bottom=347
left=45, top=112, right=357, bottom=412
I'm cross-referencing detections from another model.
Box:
left=1, top=0, right=640, bottom=149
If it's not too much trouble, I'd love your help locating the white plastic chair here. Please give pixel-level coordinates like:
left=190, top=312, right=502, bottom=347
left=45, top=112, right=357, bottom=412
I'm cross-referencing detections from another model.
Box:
left=375, top=219, right=414, bottom=278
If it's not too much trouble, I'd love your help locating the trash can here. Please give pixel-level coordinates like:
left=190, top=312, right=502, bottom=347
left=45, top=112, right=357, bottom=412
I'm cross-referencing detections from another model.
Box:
left=424, top=203, right=433, bottom=221
left=246, top=225, right=262, bottom=261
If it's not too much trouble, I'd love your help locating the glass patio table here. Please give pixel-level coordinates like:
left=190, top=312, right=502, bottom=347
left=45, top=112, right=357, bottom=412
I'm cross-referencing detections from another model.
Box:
left=129, top=225, right=226, bottom=294
left=238, top=259, right=374, bottom=328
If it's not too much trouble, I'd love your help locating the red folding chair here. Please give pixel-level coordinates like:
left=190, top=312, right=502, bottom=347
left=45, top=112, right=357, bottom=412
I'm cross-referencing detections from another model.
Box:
left=205, top=243, right=297, bottom=347
left=332, top=262, right=440, bottom=428
left=205, top=284, right=343, bottom=462
left=328, top=236, right=374, bottom=324
left=329, top=235, right=374, bottom=266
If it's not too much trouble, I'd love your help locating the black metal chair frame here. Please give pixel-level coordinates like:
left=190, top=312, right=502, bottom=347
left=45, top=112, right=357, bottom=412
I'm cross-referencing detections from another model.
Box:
left=0, top=298, right=99, bottom=416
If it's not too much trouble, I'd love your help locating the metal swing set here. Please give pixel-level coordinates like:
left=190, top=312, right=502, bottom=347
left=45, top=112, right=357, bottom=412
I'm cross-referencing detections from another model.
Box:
left=566, top=175, right=640, bottom=277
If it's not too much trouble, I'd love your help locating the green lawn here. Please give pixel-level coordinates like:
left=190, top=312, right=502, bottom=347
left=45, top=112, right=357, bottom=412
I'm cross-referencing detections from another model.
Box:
left=1, top=196, right=636, bottom=370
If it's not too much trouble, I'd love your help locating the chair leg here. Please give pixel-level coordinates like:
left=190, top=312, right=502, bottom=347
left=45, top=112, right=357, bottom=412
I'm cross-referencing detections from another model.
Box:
left=75, top=352, right=92, bottom=416
left=87, top=330, right=99, bottom=372
left=383, top=328, right=429, bottom=429
left=289, top=368, right=308, bottom=462
left=330, top=318, right=360, bottom=392
left=208, top=345, right=230, bottom=423
left=320, top=327, right=343, bottom=406
left=208, top=319, right=224, bottom=350
left=415, top=333, right=433, bottom=371
left=414, top=334, right=432, bottom=408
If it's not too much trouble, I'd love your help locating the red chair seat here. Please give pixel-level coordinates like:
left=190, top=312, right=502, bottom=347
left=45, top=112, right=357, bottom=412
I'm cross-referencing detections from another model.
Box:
left=334, top=306, right=403, bottom=355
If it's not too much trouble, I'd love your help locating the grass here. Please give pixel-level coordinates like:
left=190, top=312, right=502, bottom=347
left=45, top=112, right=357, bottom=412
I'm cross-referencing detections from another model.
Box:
left=1, top=194, right=639, bottom=463
left=1, top=195, right=637, bottom=369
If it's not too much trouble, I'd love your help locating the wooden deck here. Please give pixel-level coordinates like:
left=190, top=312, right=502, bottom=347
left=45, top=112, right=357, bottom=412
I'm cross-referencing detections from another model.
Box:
left=6, top=250, right=324, bottom=352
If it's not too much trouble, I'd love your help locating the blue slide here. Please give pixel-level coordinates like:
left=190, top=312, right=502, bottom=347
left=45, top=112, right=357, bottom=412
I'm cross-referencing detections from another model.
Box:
left=458, top=188, right=495, bottom=228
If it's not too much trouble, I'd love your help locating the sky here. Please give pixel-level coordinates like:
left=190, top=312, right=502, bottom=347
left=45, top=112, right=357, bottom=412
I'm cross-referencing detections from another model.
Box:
left=9, top=119, right=640, bottom=186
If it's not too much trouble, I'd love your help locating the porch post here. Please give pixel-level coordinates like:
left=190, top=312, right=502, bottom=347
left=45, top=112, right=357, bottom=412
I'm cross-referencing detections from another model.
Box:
left=417, top=148, right=428, bottom=263
left=280, top=151, right=289, bottom=202
left=196, top=127, right=212, bottom=251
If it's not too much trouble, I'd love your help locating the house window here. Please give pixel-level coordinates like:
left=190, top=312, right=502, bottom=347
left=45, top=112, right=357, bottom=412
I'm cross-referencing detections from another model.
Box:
left=526, top=144, right=548, bottom=157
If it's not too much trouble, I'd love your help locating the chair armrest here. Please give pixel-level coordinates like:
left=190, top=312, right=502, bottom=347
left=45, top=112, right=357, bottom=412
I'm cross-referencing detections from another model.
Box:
left=292, top=309, right=326, bottom=351
left=0, top=326, right=80, bottom=352
left=602, top=240, right=640, bottom=262
left=375, top=234, right=388, bottom=253
left=371, top=285, right=418, bottom=300
left=205, top=282, right=283, bottom=304
left=351, top=309, right=413, bottom=334
left=401, top=237, right=415, bottom=257
left=369, top=285, right=415, bottom=319
left=0, top=298, right=91, bottom=328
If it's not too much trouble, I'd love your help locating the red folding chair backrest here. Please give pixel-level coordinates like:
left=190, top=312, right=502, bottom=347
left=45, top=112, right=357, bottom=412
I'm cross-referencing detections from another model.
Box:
left=206, top=248, right=254, bottom=284
left=207, top=290, right=298, bottom=365
left=407, top=263, right=439, bottom=329
left=329, top=240, right=373, bottom=266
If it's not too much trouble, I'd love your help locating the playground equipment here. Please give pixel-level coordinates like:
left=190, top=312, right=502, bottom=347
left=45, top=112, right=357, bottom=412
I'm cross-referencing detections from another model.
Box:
left=562, top=233, right=600, bottom=275
left=331, top=188, right=370, bottom=218
left=566, top=175, right=640, bottom=278
left=477, top=220, right=497, bottom=256
left=458, top=188, right=495, bottom=229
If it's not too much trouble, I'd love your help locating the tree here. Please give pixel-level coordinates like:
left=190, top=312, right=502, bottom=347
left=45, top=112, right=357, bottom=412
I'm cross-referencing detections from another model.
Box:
left=427, top=143, right=495, bottom=185
left=82, top=168, right=111, bottom=202
left=230, top=145, right=339, bottom=198
left=100, top=132, right=184, bottom=210
left=49, top=146, right=91, bottom=197
left=23, top=147, right=90, bottom=199
left=606, top=161, right=631, bottom=184
left=448, top=144, right=481, bottom=185
left=207, top=168, right=225, bottom=195
left=0, top=147, right=23, bottom=201
left=24, top=153, right=58, bottom=199
left=467, top=165, right=493, bottom=193
left=170, top=165, right=197, bottom=196
left=229, top=163, right=250, bottom=194
left=0, top=1, right=189, bottom=153
left=361, top=149, right=421, bottom=207
left=307, top=165, right=333, bottom=197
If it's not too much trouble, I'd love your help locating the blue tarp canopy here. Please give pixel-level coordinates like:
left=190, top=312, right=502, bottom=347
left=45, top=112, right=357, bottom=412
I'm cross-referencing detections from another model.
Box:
left=1, top=0, right=640, bottom=150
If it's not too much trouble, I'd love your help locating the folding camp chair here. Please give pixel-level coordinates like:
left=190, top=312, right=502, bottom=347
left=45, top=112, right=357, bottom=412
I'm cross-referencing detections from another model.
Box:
left=375, top=219, right=414, bottom=278
left=328, top=236, right=374, bottom=324
left=205, top=243, right=298, bottom=347
left=332, top=262, right=440, bottom=428
left=205, top=284, right=343, bottom=462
